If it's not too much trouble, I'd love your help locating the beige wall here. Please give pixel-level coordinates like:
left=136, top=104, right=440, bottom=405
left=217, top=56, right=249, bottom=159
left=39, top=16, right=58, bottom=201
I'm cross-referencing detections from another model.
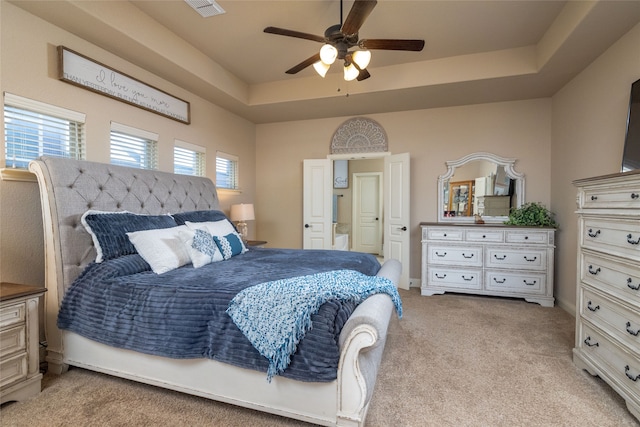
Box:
left=0, top=3, right=256, bottom=284
left=255, top=99, right=552, bottom=285
left=551, top=22, right=640, bottom=313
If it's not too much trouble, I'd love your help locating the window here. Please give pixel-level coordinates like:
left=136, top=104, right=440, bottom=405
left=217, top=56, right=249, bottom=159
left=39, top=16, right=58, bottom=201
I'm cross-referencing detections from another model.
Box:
left=3, top=93, right=85, bottom=169
left=110, top=122, right=158, bottom=170
left=174, top=140, right=206, bottom=176
left=216, top=151, right=239, bottom=190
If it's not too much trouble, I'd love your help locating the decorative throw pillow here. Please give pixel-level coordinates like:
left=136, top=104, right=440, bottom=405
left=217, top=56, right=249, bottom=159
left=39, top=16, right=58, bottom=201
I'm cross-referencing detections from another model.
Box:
left=213, top=231, right=248, bottom=260
left=172, top=209, right=230, bottom=226
left=185, top=219, right=237, bottom=236
left=81, top=210, right=177, bottom=262
left=126, top=225, right=191, bottom=274
left=179, top=229, right=224, bottom=268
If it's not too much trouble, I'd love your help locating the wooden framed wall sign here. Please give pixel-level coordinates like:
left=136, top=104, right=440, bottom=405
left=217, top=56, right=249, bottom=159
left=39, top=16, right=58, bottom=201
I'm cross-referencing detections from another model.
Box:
left=58, top=46, right=190, bottom=124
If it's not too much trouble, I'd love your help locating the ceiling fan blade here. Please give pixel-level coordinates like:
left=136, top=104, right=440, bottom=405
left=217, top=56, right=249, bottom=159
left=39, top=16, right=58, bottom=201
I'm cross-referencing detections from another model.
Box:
left=359, top=39, right=425, bottom=51
left=285, top=53, right=322, bottom=74
left=341, top=0, right=377, bottom=36
left=264, top=27, right=325, bottom=43
left=356, top=68, right=371, bottom=81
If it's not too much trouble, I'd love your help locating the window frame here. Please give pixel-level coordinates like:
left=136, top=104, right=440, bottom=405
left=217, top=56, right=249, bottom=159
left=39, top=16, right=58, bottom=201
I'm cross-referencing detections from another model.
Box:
left=215, top=151, right=240, bottom=191
left=109, top=122, right=158, bottom=170
left=174, top=139, right=206, bottom=177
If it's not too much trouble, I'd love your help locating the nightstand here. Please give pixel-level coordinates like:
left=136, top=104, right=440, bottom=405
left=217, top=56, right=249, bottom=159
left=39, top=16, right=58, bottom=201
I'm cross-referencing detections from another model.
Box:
left=0, top=283, right=46, bottom=404
left=246, top=240, right=267, bottom=248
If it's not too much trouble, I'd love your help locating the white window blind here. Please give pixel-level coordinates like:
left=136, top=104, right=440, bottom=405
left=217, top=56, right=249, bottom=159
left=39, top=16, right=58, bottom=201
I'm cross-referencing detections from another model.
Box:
left=174, top=140, right=206, bottom=176
left=3, top=93, right=86, bottom=169
left=216, top=151, right=239, bottom=190
left=110, top=122, right=158, bottom=170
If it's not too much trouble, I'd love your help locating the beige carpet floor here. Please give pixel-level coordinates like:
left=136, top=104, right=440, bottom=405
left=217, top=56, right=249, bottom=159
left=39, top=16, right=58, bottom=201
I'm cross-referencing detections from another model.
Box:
left=1, top=288, right=638, bottom=426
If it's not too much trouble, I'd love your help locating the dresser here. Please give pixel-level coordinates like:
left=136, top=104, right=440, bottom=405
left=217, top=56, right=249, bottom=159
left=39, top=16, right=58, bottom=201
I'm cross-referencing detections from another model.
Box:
left=421, top=223, right=555, bottom=307
left=572, top=170, right=640, bottom=421
left=0, top=283, right=46, bottom=404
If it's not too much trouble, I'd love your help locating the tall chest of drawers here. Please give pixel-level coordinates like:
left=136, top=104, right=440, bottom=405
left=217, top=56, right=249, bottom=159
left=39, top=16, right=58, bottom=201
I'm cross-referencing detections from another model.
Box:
left=0, top=283, right=45, bottom=404
left=420, top=223, right=555, bottom=307
left=573, top=170, right=640, bottom=421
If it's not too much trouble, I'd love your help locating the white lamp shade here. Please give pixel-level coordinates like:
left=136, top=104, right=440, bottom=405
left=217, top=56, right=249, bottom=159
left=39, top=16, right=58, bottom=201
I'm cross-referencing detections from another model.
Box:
left=344, top=63, right=359, bottom=81
left=230, top=203, right=255, bottom=221
left=313, top=61, right=330, bottom=77
left=352, top=50, right=371, bottom=69
left=319, top=44, right=338, bottom=65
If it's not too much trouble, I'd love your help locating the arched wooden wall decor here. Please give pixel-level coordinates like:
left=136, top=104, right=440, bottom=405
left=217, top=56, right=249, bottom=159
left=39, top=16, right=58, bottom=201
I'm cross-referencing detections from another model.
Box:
left=330, top=117, right=388, bottom=154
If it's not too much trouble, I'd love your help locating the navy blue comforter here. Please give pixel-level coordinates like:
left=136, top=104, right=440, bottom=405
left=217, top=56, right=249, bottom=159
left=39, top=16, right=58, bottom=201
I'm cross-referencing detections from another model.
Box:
left=57, top=248, right=381, bottom=382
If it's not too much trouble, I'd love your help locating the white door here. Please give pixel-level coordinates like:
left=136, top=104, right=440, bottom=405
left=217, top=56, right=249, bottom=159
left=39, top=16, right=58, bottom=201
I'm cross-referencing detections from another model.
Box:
left=384, top=153, right=411, bottom=289
left=352, top=172, right=382, bottom=254
left=303, top=159, right=332, bottom=249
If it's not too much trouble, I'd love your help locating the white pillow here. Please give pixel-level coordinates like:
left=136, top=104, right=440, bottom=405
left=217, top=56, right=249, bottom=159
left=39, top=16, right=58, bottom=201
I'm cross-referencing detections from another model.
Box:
left=185, top=219, right=236, bottom=236
left=126, top=225, right=191, bottom=274
left=179, top=228, right=224, bottom=268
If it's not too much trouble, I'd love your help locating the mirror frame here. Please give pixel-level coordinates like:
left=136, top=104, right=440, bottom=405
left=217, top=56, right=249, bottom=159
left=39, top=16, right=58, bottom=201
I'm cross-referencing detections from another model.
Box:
left=437, top=152, right=525, bottom=224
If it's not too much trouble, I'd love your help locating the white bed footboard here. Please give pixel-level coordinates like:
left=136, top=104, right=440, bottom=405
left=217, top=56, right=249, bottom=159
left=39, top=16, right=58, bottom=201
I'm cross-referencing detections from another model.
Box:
left=29, top=156, right=400, bottom=426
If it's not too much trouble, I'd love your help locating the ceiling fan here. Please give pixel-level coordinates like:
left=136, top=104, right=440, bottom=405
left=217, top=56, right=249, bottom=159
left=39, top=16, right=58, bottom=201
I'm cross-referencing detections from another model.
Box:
left=264, top=0, right=425, bottom=81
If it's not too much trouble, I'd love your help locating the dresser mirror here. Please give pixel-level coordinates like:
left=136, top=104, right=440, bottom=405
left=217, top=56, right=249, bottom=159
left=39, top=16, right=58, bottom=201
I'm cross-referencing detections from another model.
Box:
left=437, top=152, right=525, bottom=223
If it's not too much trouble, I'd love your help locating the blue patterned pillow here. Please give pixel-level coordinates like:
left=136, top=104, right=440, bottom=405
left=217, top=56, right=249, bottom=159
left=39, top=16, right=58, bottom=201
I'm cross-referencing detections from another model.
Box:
left=213, top=232, right=248, bottom=260
left=81, top=210, right=177, bottom=262
left=184, top=229, right=224, bottom=267
left=171, top=209, right=230, bottom=226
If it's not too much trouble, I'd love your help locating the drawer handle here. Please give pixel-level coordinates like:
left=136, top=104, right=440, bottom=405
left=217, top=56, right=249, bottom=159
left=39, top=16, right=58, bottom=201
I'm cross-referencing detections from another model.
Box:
left=625, top=365, right=640, bottom=382
left=628, top=278, right=640, bottom=291
left=523, top=280, right=537, bottom=286
left=435, top=273, right=447, bottom=279
left=493, top=278, right=506, bottom=284
left=587, top=301, right=600, bottom=312
left=524, top=256, right=537, bottom=262
left=584, top=336, right=599, bottom=347
left=462, top=253, right=474, bottom=259
left=524, top=236, right=529, bottom=240
left=588, top=229, right=600, bottom=238
left=462, top=275, right=474, bottom=281
left=626, top=322, right=640, bottom=336
left=627, top=234, right=640, bottom=245
left=494, top=254, right=507, bottom=261
left=590, top=195, right=598, bottom=201
left=631, top=193, right=639, bottom=200
left=435, top=251, right=447, bottom=257
left=588, top=265, right=601, bottom=275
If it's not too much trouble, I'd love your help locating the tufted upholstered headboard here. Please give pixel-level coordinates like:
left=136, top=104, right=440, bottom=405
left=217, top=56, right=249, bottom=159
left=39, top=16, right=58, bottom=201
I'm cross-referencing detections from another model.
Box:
left=29, top=156, right=220, bottom=296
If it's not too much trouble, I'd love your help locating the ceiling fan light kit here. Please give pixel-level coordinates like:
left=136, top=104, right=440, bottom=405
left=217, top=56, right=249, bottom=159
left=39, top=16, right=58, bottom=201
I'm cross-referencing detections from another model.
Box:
left=264, top=0, right=424, bottom=82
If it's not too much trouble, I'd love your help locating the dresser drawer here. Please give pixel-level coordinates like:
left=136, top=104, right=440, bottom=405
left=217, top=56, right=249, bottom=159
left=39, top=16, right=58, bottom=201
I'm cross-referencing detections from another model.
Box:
left=427, top=267, right=482, bottom=290
left=485, top=247, right=547, bottom=271
left=580, top=287, right=640, bottom=351
left=0, top=302, right=25, bottom=329
left=581, top=218, right=640, bottom=262
left=0, top=325, right=26, bottom=359
left=581, top=251, right=640, bottom=305
left=465, top=229, right=504, bottom=243
left=0, top=352, right=27, bottom=388
left=485, top=270, right=546, bottom=295
left=505, top=230, right=550, bottom=245
left=422, top=227, right=463, bottom=241
left=578, top=323, right=640, bottom=397
left=581, top=184, right=640, bottom=210
left=427, top=245, right=482, bottom=267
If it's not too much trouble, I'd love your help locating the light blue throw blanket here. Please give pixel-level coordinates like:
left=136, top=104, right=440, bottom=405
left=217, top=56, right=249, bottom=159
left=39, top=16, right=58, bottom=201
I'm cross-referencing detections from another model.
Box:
left=227, top=269, right=403, bottom=381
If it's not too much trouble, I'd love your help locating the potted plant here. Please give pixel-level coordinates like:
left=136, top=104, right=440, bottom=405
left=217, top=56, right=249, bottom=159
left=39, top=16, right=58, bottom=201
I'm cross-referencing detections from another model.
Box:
left=504, top=202, right=558, bottom=227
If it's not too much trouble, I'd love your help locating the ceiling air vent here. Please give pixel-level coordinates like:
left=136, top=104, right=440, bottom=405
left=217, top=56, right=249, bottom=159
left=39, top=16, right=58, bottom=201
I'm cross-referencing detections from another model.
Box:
left=184, top=0, right=225, bottom=18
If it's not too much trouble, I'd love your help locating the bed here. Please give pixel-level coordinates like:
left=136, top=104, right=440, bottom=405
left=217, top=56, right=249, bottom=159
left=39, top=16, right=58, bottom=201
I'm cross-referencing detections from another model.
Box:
left=29, top=156, right=402, bottom=426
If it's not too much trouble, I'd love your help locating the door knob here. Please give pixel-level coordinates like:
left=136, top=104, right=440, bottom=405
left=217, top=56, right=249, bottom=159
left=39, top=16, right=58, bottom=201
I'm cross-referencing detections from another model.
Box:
left=304, top=224, right=310, bottom=228
left=400, top=226, right=407, bottom=231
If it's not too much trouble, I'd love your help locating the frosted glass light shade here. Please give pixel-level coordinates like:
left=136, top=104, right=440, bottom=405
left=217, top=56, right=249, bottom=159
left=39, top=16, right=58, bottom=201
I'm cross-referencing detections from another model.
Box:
left=352, top=50, right=371, bottom=69
left=319, top=44, right=338, bottom=65
left=230, top=203, right=255, bottom=221
left=344, top=63, right=359, bottom=81
left=313, top=61, right=330, bottom=77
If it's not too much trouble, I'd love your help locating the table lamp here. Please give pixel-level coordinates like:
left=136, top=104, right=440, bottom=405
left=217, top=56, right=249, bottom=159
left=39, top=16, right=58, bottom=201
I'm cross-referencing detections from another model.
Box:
left=230, top=203, right=254, bottom=242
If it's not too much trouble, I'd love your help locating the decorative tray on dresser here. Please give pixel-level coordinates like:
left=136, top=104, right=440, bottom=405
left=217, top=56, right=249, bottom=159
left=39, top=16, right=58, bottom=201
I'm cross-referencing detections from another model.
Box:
left=420, top=223, right=555, bottom=307
left=572, top=170, right=640, bottom=421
